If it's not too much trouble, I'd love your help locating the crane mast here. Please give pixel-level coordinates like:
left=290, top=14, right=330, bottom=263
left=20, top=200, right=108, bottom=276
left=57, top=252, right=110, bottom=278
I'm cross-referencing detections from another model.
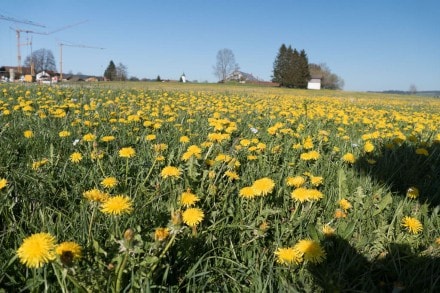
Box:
left=1, top=14, right=45, bottom=76
left=59, top=42, right=104, bottom=81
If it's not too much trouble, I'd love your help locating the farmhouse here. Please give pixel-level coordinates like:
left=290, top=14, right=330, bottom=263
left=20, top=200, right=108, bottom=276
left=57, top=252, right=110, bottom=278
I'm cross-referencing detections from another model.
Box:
left=0, top=66, right=32, bottom=81
left=225, top=70, right=259, bottom=83
left=307, top=75, right=322, bottom=90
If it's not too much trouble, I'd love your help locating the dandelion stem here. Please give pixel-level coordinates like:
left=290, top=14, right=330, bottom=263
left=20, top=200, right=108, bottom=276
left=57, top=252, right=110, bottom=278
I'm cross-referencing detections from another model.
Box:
left=115, top=252, right=129, bottom=293
left=87, top=204, right=97, bottom=245
left=125, top=158, right=129, bottom=186
left=140, top=158, right=157, bottom=188
left=148, top=232, right=177, bottom=279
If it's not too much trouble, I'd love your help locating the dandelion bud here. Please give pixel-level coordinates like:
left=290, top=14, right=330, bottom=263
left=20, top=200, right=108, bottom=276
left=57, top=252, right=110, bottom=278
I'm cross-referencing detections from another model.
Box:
left=259, top=221, right=270, bottom=233
left=123, top=228, right=135, bottom=242
left=154, top=227, right=170, bottom=241
left=171, top=210, right=182, bottom=226
left=406, top=187, right=419, bottom=199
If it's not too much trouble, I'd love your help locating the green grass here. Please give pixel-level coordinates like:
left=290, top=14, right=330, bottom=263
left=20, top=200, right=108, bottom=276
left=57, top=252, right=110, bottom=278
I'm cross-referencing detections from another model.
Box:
left=0, top=83, right=439, bottom=292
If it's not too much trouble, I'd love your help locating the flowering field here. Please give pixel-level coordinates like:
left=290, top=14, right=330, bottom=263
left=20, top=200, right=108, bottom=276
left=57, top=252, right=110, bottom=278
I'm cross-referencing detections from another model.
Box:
left=1, top=83, right=440, bottom=292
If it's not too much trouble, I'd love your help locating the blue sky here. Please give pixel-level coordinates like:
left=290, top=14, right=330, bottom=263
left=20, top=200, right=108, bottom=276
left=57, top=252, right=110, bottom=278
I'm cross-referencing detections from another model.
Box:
left=1, top=0, right=439, bottom=91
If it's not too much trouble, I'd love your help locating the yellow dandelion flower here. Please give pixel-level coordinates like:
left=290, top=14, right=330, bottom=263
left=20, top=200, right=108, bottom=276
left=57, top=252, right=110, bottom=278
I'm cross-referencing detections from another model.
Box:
left=23, top=130, right=33, bottom=138
left=415, top=148, right=429, bottom=156
left=100, top=177, right=118, bottom=189
left=69, top=152, right=83, bottom=163
left=435, top=237, right=440, bottom=245
left=153, top=143, right=168, bottom=152
left=180, top=190, right=200, bottom=207
left=401, top=216, right=423, bottom=234
left=100, top=135, right=115, bottom=142
left=55, top=241, right=82, bottom=266
left=160, top=166, right=181, bottom=179
left=182, top=145, right=202, bottom=161
left=300, top=150, right=321, bottom=161
left=334, top=209, right=347, bottom=219
left=17, top=232, right=56, bottom=268
left=32, top=158, right=49, bottom=170
left=145, top=134, right=156, bottom=141
left=339, top=199, right=352, bottom=211
left=239, top=186, right=257, bottom=199
left=342, top=153, right=356, bottom=164
left=182, top=207, right=204, bottom=227
left=310, top=176, right=324, bottom=187
left=308, top=189, right=324, bottom=201
left=294, top=239, right=326, bottom=264
left=83, top=188, right=109, bottom=203
left=252, top=177, right=275, bottom=196
left=154, top=227, right=170, bottom=241
left=82, top=133, right=96, bottom=142
left=286, top=176, right=306, bottom=188
left=322, top=225, right=335, bottom=237
left=179, top=136, right=190, bottom=143
left=406, top=187, right=419, bottom=199
left=303, top=137, right=314, bottom=149
left=247, top=155, right=258, bottom=160
left=90, top=150, right=105, bottom=160
left=0, top=178, right=7, bottom=190
left=274, top=247, right=303, bottom=265
left=101, top=195, right=133, bottom=215
left=58, top=131, right=71, bottom=138
left=240, top=139, right=251, bottom=147
left=215, top=153, right=232, bottom=163
left=291, top=188, right=311, bottom=203
left=119, top=147, right=136, bottom=158
left=364, top=141, right=375, bottom=153
left=224, top=170, right=240, bottom=181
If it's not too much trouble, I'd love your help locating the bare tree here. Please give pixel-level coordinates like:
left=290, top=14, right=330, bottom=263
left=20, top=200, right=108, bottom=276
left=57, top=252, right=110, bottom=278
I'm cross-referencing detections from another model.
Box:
left=213, top=48, right=239, bottom=82
left=24, top=48, right=56, bottom=73
left=116, top=63, right=128, bottom=81
left=309, top=63, right=344, bottom=90
left=409, top=84, right=417, bottom=95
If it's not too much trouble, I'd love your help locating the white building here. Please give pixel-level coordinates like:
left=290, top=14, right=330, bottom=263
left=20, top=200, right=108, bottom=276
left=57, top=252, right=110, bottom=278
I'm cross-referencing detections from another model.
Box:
left=307, top=76, right=322, bottom=90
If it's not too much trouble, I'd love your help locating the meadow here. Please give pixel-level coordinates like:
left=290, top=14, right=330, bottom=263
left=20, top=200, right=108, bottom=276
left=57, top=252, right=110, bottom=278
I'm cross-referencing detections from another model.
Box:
left=0, top=82, right=439, bottom=292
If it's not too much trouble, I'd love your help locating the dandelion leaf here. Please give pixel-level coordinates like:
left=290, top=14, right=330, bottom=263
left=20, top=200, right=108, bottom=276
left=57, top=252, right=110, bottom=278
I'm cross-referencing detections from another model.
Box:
left=373, top=193, right=393, bottom=216
left=307, top=223, right=320, bottom=242
left=338, top=168, right=348, bottom=200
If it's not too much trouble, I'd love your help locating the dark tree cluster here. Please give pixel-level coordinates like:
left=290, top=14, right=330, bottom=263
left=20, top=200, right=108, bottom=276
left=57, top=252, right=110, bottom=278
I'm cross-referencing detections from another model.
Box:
left=104, top=60, right=127, bottom=81
left=272, top=44, right=310, bottom=88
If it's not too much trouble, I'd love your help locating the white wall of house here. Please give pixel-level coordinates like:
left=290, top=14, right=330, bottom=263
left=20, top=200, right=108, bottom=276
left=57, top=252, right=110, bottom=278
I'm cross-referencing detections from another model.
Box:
left=307, top=79, right=321, bottom=90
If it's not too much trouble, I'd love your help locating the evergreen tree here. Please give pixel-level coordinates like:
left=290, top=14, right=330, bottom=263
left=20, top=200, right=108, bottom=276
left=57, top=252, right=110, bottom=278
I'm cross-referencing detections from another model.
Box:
left=273, top=45, right=310, bottom=88
left=285, top=48, right=299, bottom=88
left=272, top=44, right=287, bottom=84
left=298, top=50, right=311, bottom=88
left=104, top=60, right=117, bottom=81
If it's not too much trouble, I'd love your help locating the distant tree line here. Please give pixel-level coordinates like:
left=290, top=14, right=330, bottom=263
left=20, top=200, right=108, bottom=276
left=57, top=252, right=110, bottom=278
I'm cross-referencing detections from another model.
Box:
left=272, top=44, right=343, bottom=90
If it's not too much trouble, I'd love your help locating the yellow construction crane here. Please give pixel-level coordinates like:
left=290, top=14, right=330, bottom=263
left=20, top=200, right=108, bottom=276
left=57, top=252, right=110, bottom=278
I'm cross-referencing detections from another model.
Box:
left=9, top=27, right=47, bottom=75
left=1, top=14, right=45, bottom=76
left=0, top=14, right=45, bottom=27
left=9, top=20, right=87, bottom=75
left=59, top=42, right=104, bottom=81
